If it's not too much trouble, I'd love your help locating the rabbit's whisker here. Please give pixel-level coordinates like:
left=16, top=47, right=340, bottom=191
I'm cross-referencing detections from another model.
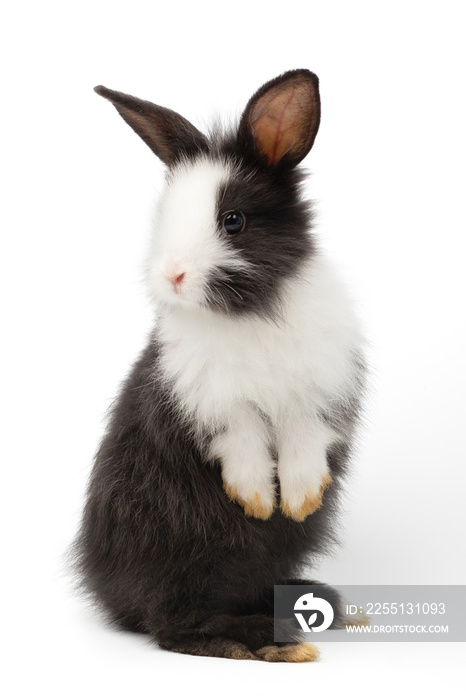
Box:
left=218, top=279, right=243, bottom=300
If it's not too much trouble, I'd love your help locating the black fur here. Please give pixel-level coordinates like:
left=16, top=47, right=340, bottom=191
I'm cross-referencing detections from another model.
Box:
left=72, top=70, right=364, bottom=661
left=94, top=85, right=209, bottom=165
left=207, top=160, right=315, bottom=317
left=72, top=336, right=348, bottom=653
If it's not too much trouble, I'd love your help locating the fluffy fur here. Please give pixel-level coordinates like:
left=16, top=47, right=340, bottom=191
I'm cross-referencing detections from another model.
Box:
left=72, top=70, right=366, bottom=662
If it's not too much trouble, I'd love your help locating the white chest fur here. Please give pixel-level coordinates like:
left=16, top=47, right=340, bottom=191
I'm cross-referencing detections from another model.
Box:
left=157, top=254, right=362, bottom=428
left=156, top=254, right=364, bottom=521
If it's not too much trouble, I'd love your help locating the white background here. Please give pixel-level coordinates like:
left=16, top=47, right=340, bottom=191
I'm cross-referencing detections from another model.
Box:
left=2, top=0, right=465, bottom=698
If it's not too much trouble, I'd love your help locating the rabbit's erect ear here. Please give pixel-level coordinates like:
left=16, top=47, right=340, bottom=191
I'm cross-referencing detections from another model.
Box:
left=237, top=70, right=321, bottom=167
left=94, top=86, right=209, bottom=165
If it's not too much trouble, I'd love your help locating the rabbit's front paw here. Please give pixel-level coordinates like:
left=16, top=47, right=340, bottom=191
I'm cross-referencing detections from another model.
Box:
left=223, top=481, right=276, bottom=520
left=280, top=473, right=332, bottom=521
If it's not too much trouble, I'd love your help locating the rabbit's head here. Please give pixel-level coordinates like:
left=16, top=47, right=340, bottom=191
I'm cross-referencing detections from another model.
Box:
left=95, top=70, right=321, bottom=318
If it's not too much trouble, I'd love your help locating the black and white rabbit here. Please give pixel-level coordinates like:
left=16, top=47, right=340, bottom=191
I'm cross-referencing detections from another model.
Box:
left=73, top=69, right=366, bottom=662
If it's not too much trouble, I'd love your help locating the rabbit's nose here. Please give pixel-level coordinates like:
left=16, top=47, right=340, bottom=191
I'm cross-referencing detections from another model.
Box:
left=167, top=271, right=185, bottom=293
left=171, top=272, right=185, bottom=285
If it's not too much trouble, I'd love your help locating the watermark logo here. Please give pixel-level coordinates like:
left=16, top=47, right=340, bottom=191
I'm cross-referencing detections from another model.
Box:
left=294, top=592, right=335, bottom=632
left=275, top=585, right=466, bottom=642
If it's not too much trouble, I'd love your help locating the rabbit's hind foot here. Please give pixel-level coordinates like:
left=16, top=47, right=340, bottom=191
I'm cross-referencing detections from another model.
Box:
left=159, top=637, right=319, bottom=662
left=255, top=642, right=319, bottom=662
left=159, top=636, right=257, bottom=660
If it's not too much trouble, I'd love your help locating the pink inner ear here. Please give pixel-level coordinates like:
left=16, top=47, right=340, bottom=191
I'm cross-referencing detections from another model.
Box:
left=250, top=80, right=315, bottom=164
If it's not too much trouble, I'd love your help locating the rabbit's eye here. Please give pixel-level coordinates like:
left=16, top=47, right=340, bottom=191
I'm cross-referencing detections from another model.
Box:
left=223, top=211, right=245, bottom=234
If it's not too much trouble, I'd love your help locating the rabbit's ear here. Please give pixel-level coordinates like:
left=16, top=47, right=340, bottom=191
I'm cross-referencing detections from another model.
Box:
left=94, top=86, right=209, bottom=165
left=237, top=70, right=321, bottom=167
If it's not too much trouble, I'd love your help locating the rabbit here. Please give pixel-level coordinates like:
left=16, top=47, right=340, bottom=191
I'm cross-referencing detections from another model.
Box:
left=72, top=69, right=366, bottom=662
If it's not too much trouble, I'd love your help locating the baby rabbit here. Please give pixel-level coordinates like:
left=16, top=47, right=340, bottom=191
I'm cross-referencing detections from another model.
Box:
left=73, top=69, right=366, bottom=662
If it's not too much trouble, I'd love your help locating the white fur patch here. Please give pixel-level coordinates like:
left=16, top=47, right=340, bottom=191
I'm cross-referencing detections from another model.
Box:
left=154, top=245, right=365, bottom=510
left=145, top=157, right=248, bottom=309
left=208, top=403, right=277, bottom=513
left=277, top=412, right=336, bottom=512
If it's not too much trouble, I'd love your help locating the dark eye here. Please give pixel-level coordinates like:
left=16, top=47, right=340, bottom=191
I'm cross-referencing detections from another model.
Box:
left=222, top=211, right=245, bottom=234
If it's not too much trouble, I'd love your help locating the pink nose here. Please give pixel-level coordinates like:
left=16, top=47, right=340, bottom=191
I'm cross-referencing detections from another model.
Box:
left=170, top=272, right=185, bottom=286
